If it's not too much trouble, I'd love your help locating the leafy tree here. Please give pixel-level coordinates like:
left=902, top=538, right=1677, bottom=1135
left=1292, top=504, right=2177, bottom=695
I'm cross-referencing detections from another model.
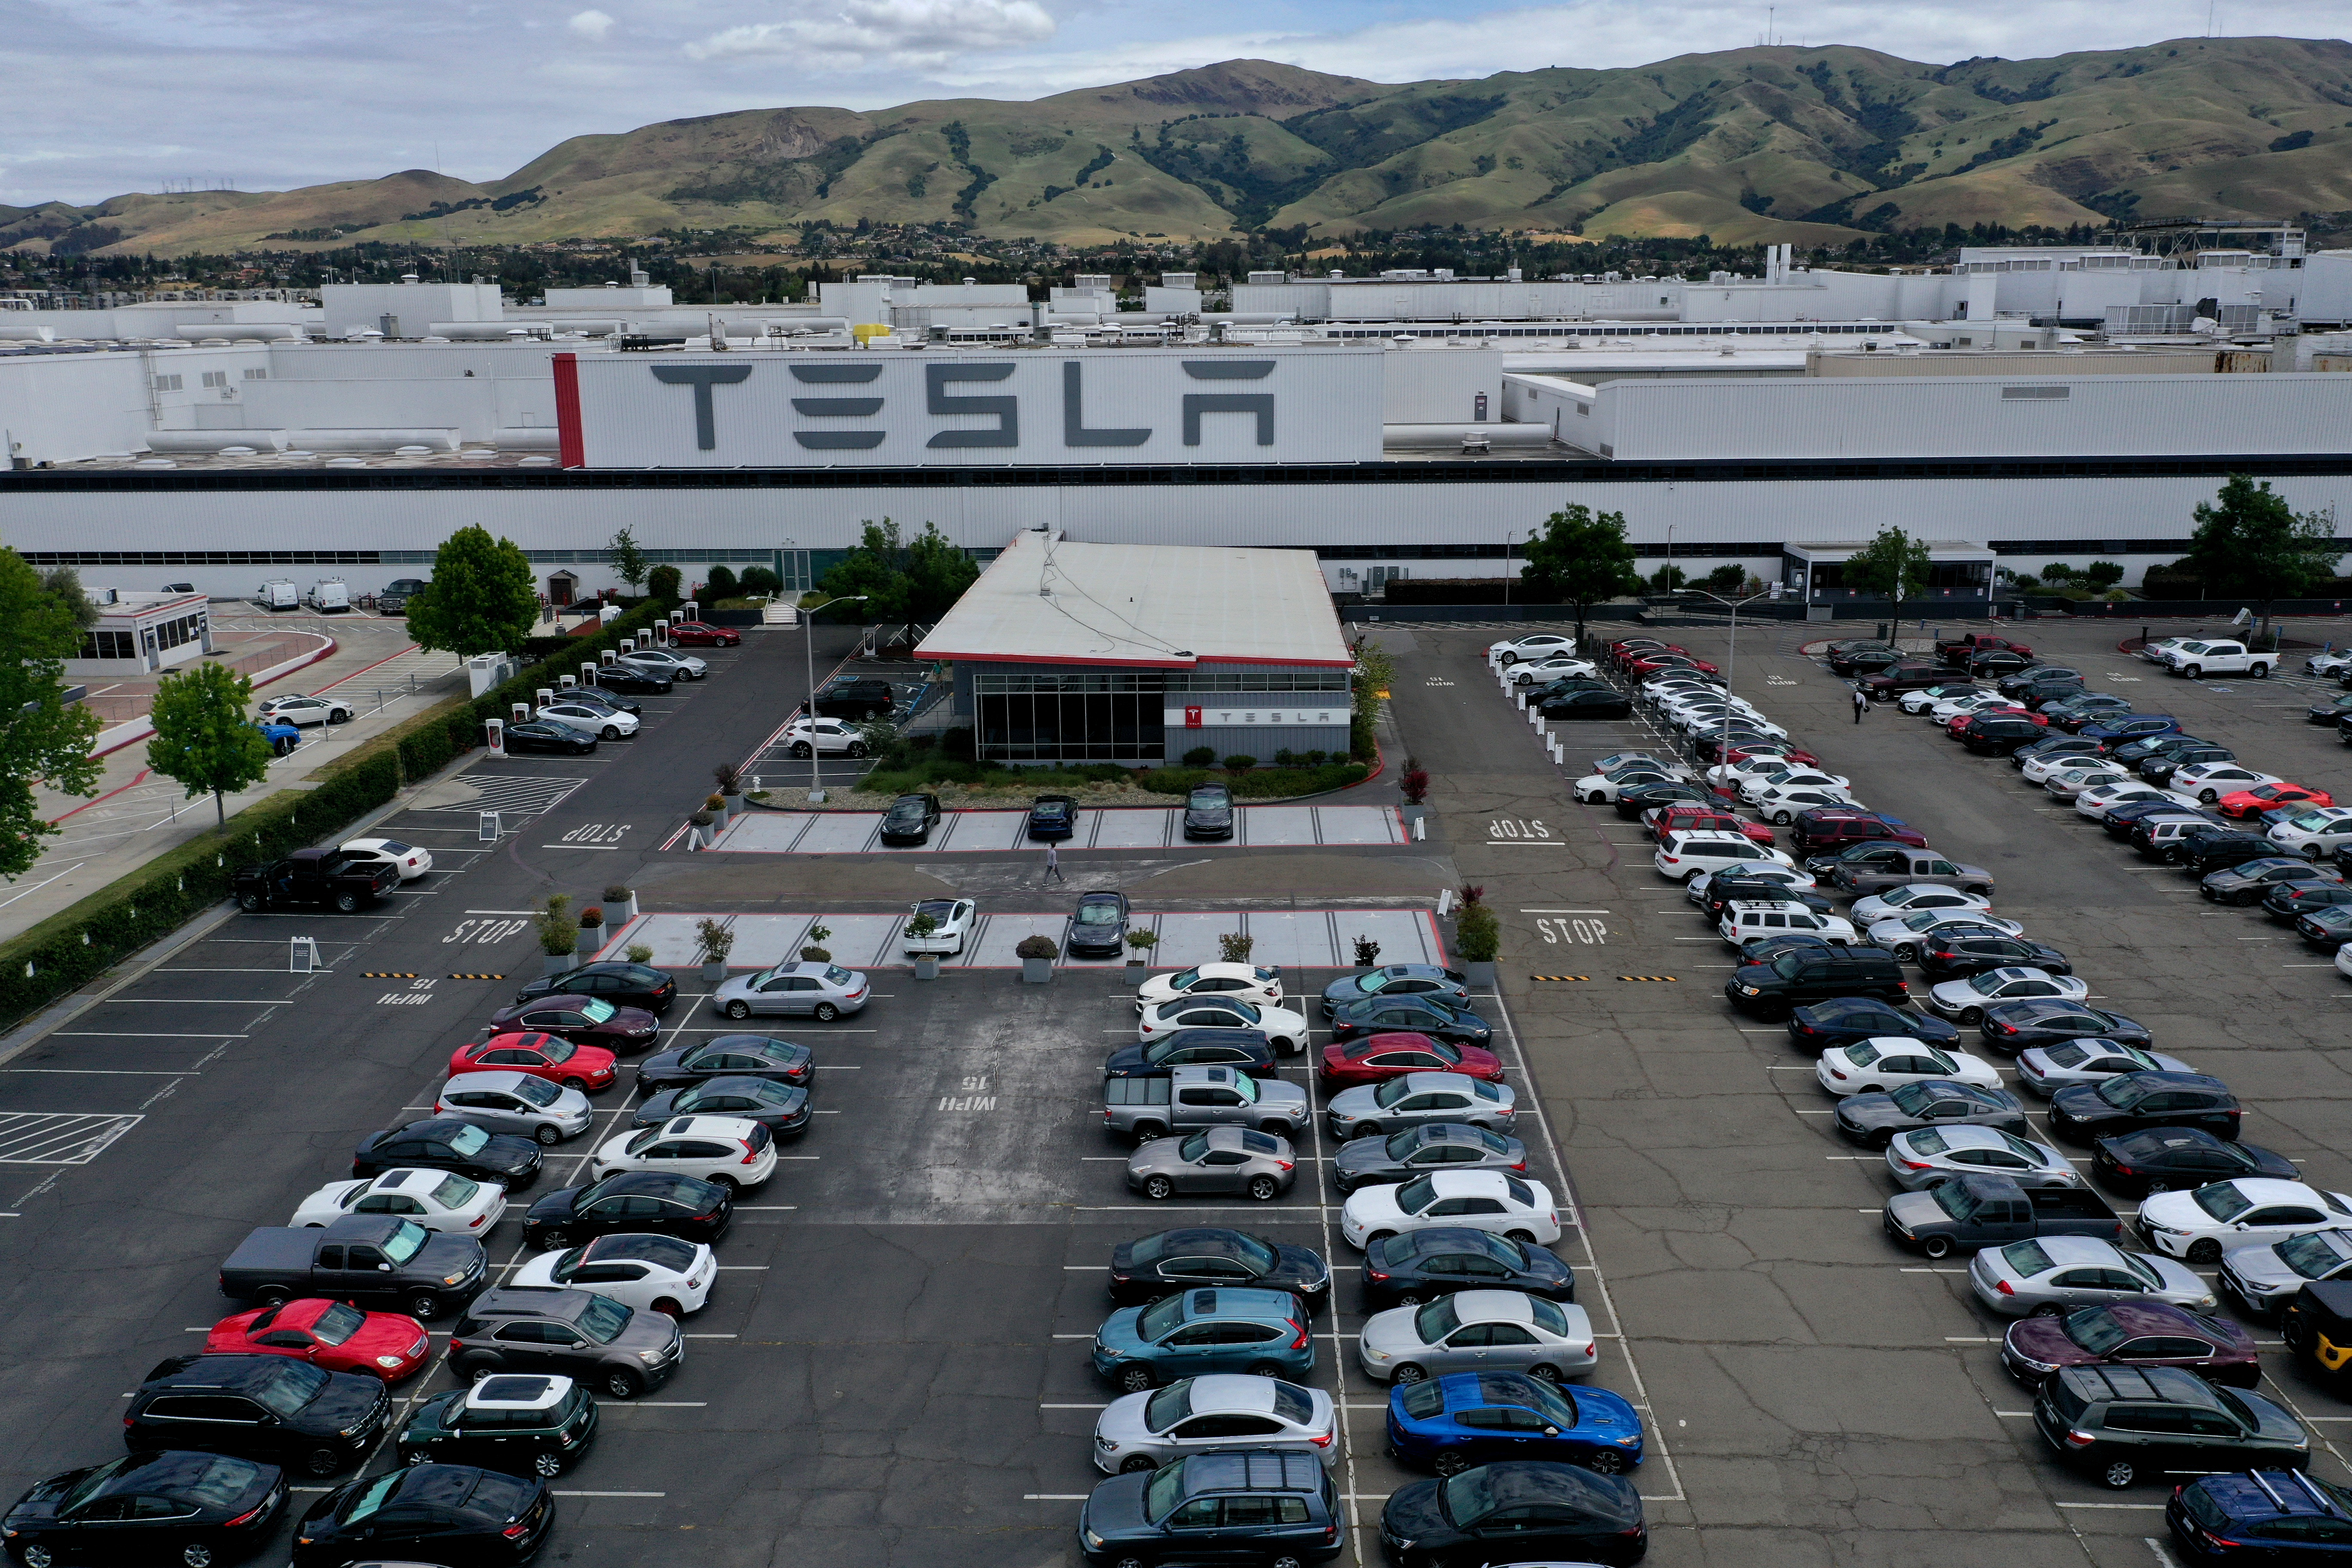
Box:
left=607, top=526, right=649, bottom=593
left=2180, top=476, right=2341, bottom=639
left=646, top=564, right=681, bottom=603
left=816, top=519, right=981, bottom=622
left=705, top=565, right=739, bottom=599
left=1519, top=504, right=1642, bottom=639
left=903, top=522, right=980, bottom=620
left=0, top=548, right=104, bottom=877
left=2082, top=561, right=2125, bottom=590
left=39, top=566, right=99, bottom=630
left=145, top=660, right=271, bottom=829
left=1703, top=564, right=1746, bottom=592
left=1841, top=526, right=1935, bottom=625
left=1648, top=563, right=1687, bottom=591
left=407, top=526, right=539, bottom=656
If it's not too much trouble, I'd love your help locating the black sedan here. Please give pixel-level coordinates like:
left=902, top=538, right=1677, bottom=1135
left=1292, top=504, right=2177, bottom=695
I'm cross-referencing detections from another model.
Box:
left=353, top=1118, right=542, bottom=1187
left=1102, top=1029, right=1278, bottom=1079
left=629, top=1075, right=811, bottom=1137
left=1067, top=890, right=1130, bottom=958
left=1322, top=964, right=1472, bottom=1017
left=2171, top=828, right=2277, bottom=876
left=1362, top=1226, right=1575, bottom=1311
left=634, top=1035, right=812, bottom=1096
left=1978, top=1001, right=2152, bottom=1057
left=1612, top=781, right=1709, bottom=819
left=501, top=720, right=596, bottom=756
left=1825, top=643, right=1901, bottom=675
left=1108, top=1226, right=1330, bottom=1307
left=1538, top=688, right=1632, bottom=720
left=293, top=1463, right=550, bottom=1568
left=1833, top=1081, right=2029, bottom=1148
left=521, top=1171, right=732, bottom=1249
left=560, top=686, right=640, bottom=717
left=1329, top=995, right=1493, bottom=1047
left=1182, top=782, right=1234, bottom=840
left=878, top=792, right=940, bottom=845
left=1968, top=649, right=2037, bottom=677
left=594, top=665, right=672, bottom=695
left=1786, top=997, right=1960, bottom=1054
left=1381, top=1461, right=1646, bottom=1568
left=1917, top=932, right=2073, bottom=981
left=5, top=1452, right=287, bottom=1568
left=2205, top=858, right=2342, bottom=906
left=2100, top=800, right=2210, bottom=841
left=2307, top=693, right=2352, bottom=724
left=2092, top=1127, right=2300, bottom=1197
left=1999, top=666, right=2083, bottom=697
left=2048, top=1071, right=2242, bottom=1144
left=1697, top=874, right=1834, bottom=920
left=513, top=960, right=677, bottom=1014
left=1026, top=793, right=1078, bottom=840
left=2140, top=747, right=2236, bottom=787
left=1334, top=1123, right=1528, bottom=1194
left=2113, top=732, right=2213, bottom=767
left=2296, top=906, right=2352, bottom=948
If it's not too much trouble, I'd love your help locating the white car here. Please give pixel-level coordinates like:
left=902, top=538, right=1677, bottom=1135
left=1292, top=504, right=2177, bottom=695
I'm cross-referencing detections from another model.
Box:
left=1928, top=693, right=2021, bottom=723
left=2159, top=639, right=2274, bottom=679
left=2337, top=944, right=2352, bottom=983
left=1850, top=884, right=1994, bottom=924
left=1490, top=634, right=1581, bottom=664
left=1339, top=1170, right=1559, bottom=1250
left=619, top=647, right=708, bottom=680
left=2140, top=637, right=2195, bottom=665
left=1865, top=908, right=2026, bottom=960
left=1137, top=995, right=1309, bottom=1054
left=901, top=897, right=976, bottom=955
left=1357, top=1291, right=1597, bottom=1386
left=537, top=699, right=639, bottom=740
left=2021, top=750, right=2099, bottom=785
left=2045, top=765, right=2132, bottom=800
left=2015, top=1041, right=2195, bottom=1097
left=1753, top=784, right=1858, bottom=823
left=1672, top=707, right=1786, bottom=741
left=590, top=1114, right=777, bottom=1189
left=337, top=836, right=433, bottom=880
left=1924, top=965, right=2090, bottom=1022
left=1705, top=752, right=1807, bottom=788
left=257, top=693, right=353, bottom=726
left=1591, top=750, right=1673, bottom=776
left=1814, top=1038, right=2003, bottom=1096
left=1654, top=830, right=1795, bottom=882
left=1898, top=684, right=1985, bottom=714
left=2308, top=651, right=2352, bottom=678
left=1134, top=962, right=1286, bottom=1013
left=782, top=716, right=871, bottom=758
left=1639, top=676, right=1723, bottom=702
left=1686, top=864, right=1816, bottom=903
left=1574, top=766, right=1686, bottom=804
left=291, top=1169, right=506, bottom=1235
left=2270, top=807, right=2352, bottom=860
left=1660, top=690, right=1759, bottom=720
left=2137, top=1179, right=2352, bottom=1262
left=2075, top=782, right=2171, bottom=820
left=509, top=1232, right=716, bottom=1316
left=1508, top=657, right=1599, bottom=686
left=1091, top=1375, right=1338, bottom=1474
left=2170, top=762, right=2283, bottom=805
left=1738, top=769, right=1849, bottom=806
left=1718, top=903, right=1856, bottom=947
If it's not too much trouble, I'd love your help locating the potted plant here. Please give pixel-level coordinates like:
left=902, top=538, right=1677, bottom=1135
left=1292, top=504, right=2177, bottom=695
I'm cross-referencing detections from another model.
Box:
left=624, top=943, right=655, bottom=966
left=577, top=905, right=603, bottom=954
left=694, top=917, right=734, bottom=985
left=1453, top=892, right=1500, bottom=987
left=1400, top=756, right=1430, bottom=825
left=604, top=884, right=637, bottom=923
left=536, top=894, right=579, bottom=977
left=906, top=911, right=942, bottom=980
left=714, top=761, right=742, bottom=797
left=801, top=922, right=833, bottom=963
left=1217, top=931, right=1254, bottom=963
left=689, top=807, right=714, bottom=849
left=705, top=792, right=729, bottom=831
left=1352, top=934, right=1382, bottom=968
left=1123, top=928, right=1158, bottom=967
left=1017, top=933, right=1058, bottom=984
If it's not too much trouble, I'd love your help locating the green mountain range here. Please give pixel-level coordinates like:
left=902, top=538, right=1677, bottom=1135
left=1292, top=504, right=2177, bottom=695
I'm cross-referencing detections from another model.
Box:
left=6, top=37, right=2352, bottom=257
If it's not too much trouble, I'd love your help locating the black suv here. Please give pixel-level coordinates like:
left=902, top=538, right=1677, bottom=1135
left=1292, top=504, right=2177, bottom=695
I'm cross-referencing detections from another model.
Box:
left=2034, top=1363, right=2307, bottom=1489
left=2171, top=827, right=2275, bottom=875
left=1960, top=714, right=2050, bottom=754
left=878, top=793, right=941, bottom=845
left=447, top=1286, right=685, bottom=1400
left=2049, top=1072, right=2242, bottom=1144
left=812, top=678, right=895, bottom=720
left=129, top=1354, right=390, bottom=1477
left=397, top=1373, right=600, bottom=1478
left=1078, top=1450, right=1344, bottom=1567
left=1724, top=946, right=1909, bottom=1018
left=1361, top=1226, right=1575, bottom=1311
left=1918, top=933, right=2073, bottom=981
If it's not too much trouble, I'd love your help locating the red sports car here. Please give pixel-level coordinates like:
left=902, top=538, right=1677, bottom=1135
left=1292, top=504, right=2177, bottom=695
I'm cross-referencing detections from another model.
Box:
left=1607, top=639, right=1683, bottom=668
left=668, top=621, right=741, bottom=648
left=1647, top=805, right=1773, bottom=846
left=1945, top=706, right=2043, bottom=737
left=1318, top=1032, right=1504, bottom=1089
left=1722, top=744, right=1821, bottom=770
left=1627, top=652, right=1721, bottom=677
left=2217, top=781, right=2335, bottom=819
left=206, top=1298, right=432, bottom=1381
left=448, top=1031, right=618, bottom=1092
left=484, top=994, right=660, bottom=1052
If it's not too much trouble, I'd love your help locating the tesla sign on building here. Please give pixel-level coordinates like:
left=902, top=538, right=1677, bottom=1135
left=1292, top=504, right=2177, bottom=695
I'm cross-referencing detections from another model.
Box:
left=564, top=347, right=1384, bottom=468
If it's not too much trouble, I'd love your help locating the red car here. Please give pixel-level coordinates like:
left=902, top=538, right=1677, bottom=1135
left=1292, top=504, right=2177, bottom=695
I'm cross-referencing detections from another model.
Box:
left=1722, top=744, right=1821, bottom=770
left=2217, top=781, right=2335, bottom=819
left=449, top=1031, right=618, bottom=1092
left=1318, top=1032, right=1504, bottom=1088
left=206, top=1298, right=432, bottom=1381
left=1945, top=706, right=2043, bottom=737
left=484, top=994, right=660, bottom=1052
left=668, top=621, right=741, bottom=648
left=1607, top=639, right=1683, bottom=669
left=1627, top=652, right=1721, bottom=677
left=1646, top=805, right=1773, bottom=846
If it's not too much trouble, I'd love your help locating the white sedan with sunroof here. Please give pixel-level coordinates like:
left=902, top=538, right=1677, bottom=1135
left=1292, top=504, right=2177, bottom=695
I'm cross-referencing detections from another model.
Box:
left=1814, top=1038, right=2003, bottom=1096
left=1924, top=965, right=2089, bottom=1023
left=1507, top=657, right=1600, bottom=686
left=1339, top=1170, right=1559, bottom=1250
left=1134, top=962, right=1286, bottom=1012
left=291, top=1169, right=506, bottom=1235
left=1490, top=634, right=1581, bottom=664
left=2137, top=1179, right=2352, bottom=1263
left=1850, top=884, right=1994, bottom=924
left=509, top=1232, right=716, bottom=1316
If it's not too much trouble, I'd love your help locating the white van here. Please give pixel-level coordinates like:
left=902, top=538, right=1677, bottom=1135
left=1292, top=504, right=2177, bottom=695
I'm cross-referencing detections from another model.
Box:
left=304, top=579, right=350, bottom=612
left=257, top=579, right=299, bottom=610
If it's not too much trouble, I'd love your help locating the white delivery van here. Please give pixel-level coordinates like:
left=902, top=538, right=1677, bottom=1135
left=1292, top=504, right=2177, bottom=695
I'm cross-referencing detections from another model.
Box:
left=305, top=579, right=351, bottom=612
left=257, top=580, right=300, bottom=610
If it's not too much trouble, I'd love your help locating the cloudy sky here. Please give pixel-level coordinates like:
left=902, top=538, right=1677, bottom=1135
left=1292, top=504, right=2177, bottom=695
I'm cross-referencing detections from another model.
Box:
left=3, top=0, right=2343, bottom=207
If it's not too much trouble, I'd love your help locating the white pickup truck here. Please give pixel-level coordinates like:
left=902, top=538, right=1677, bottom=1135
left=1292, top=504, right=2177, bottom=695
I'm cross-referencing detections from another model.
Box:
left=2158, top=638, right=2274, bottom=679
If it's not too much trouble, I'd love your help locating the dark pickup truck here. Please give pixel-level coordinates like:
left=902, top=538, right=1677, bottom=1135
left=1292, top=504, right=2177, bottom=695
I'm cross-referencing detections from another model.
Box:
left=1882, top=1173, right=2121, bottom=1259
left=218, top=1213, right=489, bottom=1320
left=233, top=846, right=398, bottom=913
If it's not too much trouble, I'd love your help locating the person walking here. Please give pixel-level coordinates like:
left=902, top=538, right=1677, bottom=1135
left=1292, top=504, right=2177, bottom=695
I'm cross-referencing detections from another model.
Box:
left=1852, top=686, right=1870, bottom=724
left=1043, top=842, right=1065, bottom=883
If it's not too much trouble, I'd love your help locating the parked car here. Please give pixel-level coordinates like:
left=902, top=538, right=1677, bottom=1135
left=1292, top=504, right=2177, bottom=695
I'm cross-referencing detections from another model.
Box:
left=2003, top=1301, right=2259, bottom=1389
left=1326, top=1073, right=1517, bottom=1142
left=535, top=698, right=637, bottom=740
left=1326, top=995, right=1492, bottom=1049
left=1386, top=1370, right=1642, bottom=1476
left=2048, top=1072, right=2242, bottom=1143
left=1125, top=1126, right=1298, bottom=1201
left=901, top=897, right=976, bottom=956
left=1362, top=1227, right=1576, bottom=1311
left=1831, top=848, right=1994, bottom=897
left=2032, top=1364, right=2304, bottom=1489
left=444, top=1284, right=683, bottom=1398
left=1926, top=967, right=2090, bottom=1024
left=1378, top=1460, right=1647, bottom=1568
left=1322, top=965, right=1473, bottom=1016
left=507, top=1232, right=716, bottom=1317
left=233, top=847, right=398, bottom=914
left=2203, top=857, right=2343, bottom=905
left=1076, top=1450, right=1342, bottom=1566
left=1090, top=1287, right=1316, bottom=1393
left=781, top=715, right=867, bottom=756
left=482, top=995, right=659, bottom=1053
left=1069, top=890, right=1133, bottom=958
left=518, top=1171, right=732, bottom=1250
left=1090, top=1373, right=1337, bottom=1474
left=1538, top=688, right=1632, bottom=719
left=1107, top=1227, right=1331, bottom=1308
left=588, top=1113, right=777, bottom=1190
left=433, top=1071, right=593, bottom=1145
left=1103, top=1066, right=1310, bottom=1144
left=810, top=677, right=895, bottom=718
left=1137, top=964, right=1286, bottom=1014
left=1834, top=1081, right=2029, bottom=1148
left=126, top=1354, right=390, bottom=1476
left=1139, top=994, right=1308, bottom=1055
left=1332, top=1124, right=1527, bottom=1194
left=710, top=961, right=870, bottom=1021
left=1790, top=810, right=1927, bottom=855
left=1815, top=1038, right=2001, bottom=1095
left=667, top=620, right=741, bottom=647
left=1182, top=782, right=1234, bottom=840
left=1786, top=997, right=1960, bottom=1053
left=1881, top=1172, right=2119, bottom=1259
left=2015, top=1041, right=2194, bottom=1098
left=2092, top=1127, right=2301, bottom=1198
left=2138, top=1180, right=2352, bottom=1264
left=2168, top=1470, right=2352, bottom=1564
left=1918, top=932, right=2073, bottom=982
left=1340, top=1170, right=1558, bottom=1250
left=1358, top=1290, right=1596, bottom=1386
left=447, top=1031, right=618, bottom=1093
left=878, top=792, right=941, bottom=845
left=396, top=1374, right=600, bottom=1478
left=634, top=1035, right=812, bottom=1096
left=289, top=1169, right=506, bottom=1236
left=616, top=647, right=706, bottom=681
left=512, top=961, right=677, bottom=1014
left=334, top=836, right=432, bottom=881
left=1884, top=1125, right=2080, bottom=1192
left=1979, top=1001, right=2153, bottom=1057
left=2220, top=1230, right=2352, bottom=1318
left=2159, top=639, right=2276, bottom=679
left=1027, top=794, right=1078, bottom=839
left=2, top=1452, right=288, bottom=1568
left=352, top=1120, right=542, bottom=1188
left=217, top=1214, right=489, bottom=1322
left=291, top=1463, right=550, bottom=1567
left=501, top=719, right=598, bottom=756
left=2218, top=782, right=2337, bottom=820
left=629, top=1075, right=810, bottom=1139
left=1971, top=1235, right=2217, bottom=1317
left=594, top=664, right=673, bottom=696
left=1723, top=944, right=1910, bottom=1017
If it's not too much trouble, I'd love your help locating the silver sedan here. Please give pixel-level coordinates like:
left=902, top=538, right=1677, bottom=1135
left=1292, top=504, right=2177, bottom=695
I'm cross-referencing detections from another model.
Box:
left=1326, top=1072, right=1516, bottom=1141
left=2014, top=1040, right=2196, bottom=1097
left=1127, top=1127, right=1297, bottom=1201
left=1357, top=1289, right=1596, bottom=1386
left=1091, top=1375, right=1336, bottom=1473
left=433, top=1071, right=593, bottom=1145
left=1865, top=909, right=2027, bottom=962
left=1967, top=1234, right=2216, bottom=1318
left=1884, top=1125, right=2082, bottom=1191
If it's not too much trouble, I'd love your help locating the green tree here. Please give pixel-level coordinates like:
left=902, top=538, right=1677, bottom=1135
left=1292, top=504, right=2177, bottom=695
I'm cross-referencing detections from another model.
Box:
left=815, top=518, right=977, bottom=622
left=39, top=566, right=99, bottom=630
left=1518, top=504, right=1642, bottom=639
left=145, top=661, right=271, bottom=829
left=903, top=522, right=980, bottom=620
left=607, top=526, right=649, bottom=594
left=2082, top=561, right=2125, bottom=591
left=2180, top=476, right=2341, bottom=640
left=1647, top=563, right=1687, bottom=592
left=407, top=525, right=539, bottom=656
left=646, top=564, right=681, bottom=603
left=1841, top=526, right=1935, bottom=626
left=0, top=548, right=104, bottom=878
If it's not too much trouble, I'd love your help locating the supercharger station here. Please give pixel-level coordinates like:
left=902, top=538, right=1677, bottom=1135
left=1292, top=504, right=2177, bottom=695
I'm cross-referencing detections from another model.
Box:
left=485, top=717, right=505, bottom=756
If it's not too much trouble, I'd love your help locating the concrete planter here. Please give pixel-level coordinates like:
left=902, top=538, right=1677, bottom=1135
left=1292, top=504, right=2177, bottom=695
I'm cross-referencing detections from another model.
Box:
left=1402, top=803, right=1428, bottom=826
left=576, top=924, right=603, bottom=956
left=1021, top=956, right=1054, bottom=985
left=707, top=802, right=730, bottom=831
left=543, top=951, right=579, bottom=977
left=1462, top=960, right=1497, bottom=987
left=914, top=956, right=942, bottom=981
left=1125, top=957, right=1146, bottom=967
left=609, top=894, right=638, bottom=922
left=699, top=959, right=728, bottom=985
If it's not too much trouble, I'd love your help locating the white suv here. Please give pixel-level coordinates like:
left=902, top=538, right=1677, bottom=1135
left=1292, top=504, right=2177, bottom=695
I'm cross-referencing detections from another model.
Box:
left=590, top=1115, right=777, bottom=1190
left=1654, top=830, right=1795, bottom=883
left=1718, top=901, right=1856, bottom=948
left=783, top=717, right=869, bottom=757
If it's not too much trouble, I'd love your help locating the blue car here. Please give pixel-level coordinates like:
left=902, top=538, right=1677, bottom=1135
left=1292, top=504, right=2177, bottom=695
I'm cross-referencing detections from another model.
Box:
left=254, top=718, right=300, bottom=756
left=1092, top=1287, right=1314, bottom=1393
left=2171, top=1470, right=2352, bottom=1564
left=2080, top=715, right=2183, bottom=744
left=1027, top=793, right=1078, bottom=840
left=1388, top=1371, right=1644, bottom=1478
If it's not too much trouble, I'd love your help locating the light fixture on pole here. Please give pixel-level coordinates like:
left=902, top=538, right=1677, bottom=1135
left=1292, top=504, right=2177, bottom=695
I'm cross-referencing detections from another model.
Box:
left=1682, top=587, right=1773, bottom=777
left=804, top=594, right=868, bottom=802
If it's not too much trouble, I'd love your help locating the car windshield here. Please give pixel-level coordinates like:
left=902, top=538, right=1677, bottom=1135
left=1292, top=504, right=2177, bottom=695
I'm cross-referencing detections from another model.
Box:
left=1441, top=1468, right=1499, bottom=1527
left=1138, top=1295, right=1190, bottom=1341
left=1076, top=902, right=1121, bottom=925
left=247, top=1357, right=330, bottom=1416
left=512, top=1077, right=558, bottom=1107
left=824, top=967, right=855, bottom=987
left=338, top=1471, right=404, bottom=1524
left=1167, top=968, right=1200, bottom=989
left=1412, top=1296, right=1463, bottom=1343
left=1187, top=789, right=1225, bottom=810
left=1145, top=1381, right=1193, bottom=1433
left=445, top=1124, right=490, bottom=1157
left=383, top=1219, right=428, bottom=1265
left=2279, top=1232, right=2352, bottom=1278
left=311, top=1302, right=368, bottom=1346
left=1178, top=1134, right=1211, bottom=1163
left=2063, top=1309, right=2128, bottom=1355
left=1232, top=1075, right=1260, bottom=1104
left=57, top=1457, right=134, bottom=1516
left=1999, top=1133, right=2047, bottom=1162
left=579, top=998, right=617, bottom=1024
left=1374, top=1078, right=1419, bottom=1109
left=430, top=1175, right=481, bottom=1209
left=886, top=801, right=924, bottom=821
left=577, top=1295, right=634, bottom=1343
left=2193, top=1184, right=2255, bottom=1222
left=1394, top=1176, right=1438, bottom=1213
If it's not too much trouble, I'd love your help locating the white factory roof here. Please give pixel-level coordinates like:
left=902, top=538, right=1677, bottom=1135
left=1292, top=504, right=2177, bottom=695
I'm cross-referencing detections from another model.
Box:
left=915, top=531, right=1354, bottom=671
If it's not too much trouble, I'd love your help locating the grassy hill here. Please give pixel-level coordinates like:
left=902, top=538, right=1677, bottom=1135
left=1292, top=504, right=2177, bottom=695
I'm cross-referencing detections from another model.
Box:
left=10, top=38, right=2352, bottom=257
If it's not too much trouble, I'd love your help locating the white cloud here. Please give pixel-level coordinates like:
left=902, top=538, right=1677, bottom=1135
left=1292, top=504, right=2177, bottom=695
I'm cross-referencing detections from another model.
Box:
left=567, top=8, right=616, bottom=40
left=685, top=0, right=1057, bottom=70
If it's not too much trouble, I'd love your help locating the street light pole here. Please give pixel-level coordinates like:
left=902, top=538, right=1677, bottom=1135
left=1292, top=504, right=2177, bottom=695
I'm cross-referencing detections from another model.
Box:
left=805, top=594, right=867, bottom=801
left=1684, top=587, right=1773, bottom=781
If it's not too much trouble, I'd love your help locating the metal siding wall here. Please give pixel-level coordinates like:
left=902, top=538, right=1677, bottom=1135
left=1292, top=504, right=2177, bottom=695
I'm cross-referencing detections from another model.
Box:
left=1179, top=725, right=1350, bottom=757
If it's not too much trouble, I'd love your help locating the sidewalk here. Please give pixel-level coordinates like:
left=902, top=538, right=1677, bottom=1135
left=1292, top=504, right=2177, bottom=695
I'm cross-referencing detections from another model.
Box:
left=4, top=619, right=466, bottom=945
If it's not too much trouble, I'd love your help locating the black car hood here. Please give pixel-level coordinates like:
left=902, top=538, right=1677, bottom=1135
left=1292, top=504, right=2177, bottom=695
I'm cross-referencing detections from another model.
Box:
left=2049, top=1086, right=2128, bottom=1122
left=479, top=1136, right=543, bottom=1175
left=4, top=1467, right=81, bottom=1527
left=1081, top=1473, right=1153, bottom=1539
left=526, top=1186, right=587, bottom=1222
left=1383, top=1480, right=1449, bottom=1542
left=1101, top=1044, right=1158, bottom=1075
left=418, top=1233, right=485, bottom=1277
left=309, top=1375, right=391, bottom=1429
left=1268, top=1245, right=1331, bottom=1294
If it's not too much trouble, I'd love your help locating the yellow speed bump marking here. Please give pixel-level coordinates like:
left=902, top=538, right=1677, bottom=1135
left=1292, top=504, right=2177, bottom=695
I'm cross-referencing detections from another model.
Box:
left=1616, top=975, right=1678, bottom=982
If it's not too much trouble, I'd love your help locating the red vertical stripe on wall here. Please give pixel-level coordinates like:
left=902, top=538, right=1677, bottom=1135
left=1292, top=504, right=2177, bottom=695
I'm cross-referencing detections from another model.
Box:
left=552, top=352, right=585, bottom=468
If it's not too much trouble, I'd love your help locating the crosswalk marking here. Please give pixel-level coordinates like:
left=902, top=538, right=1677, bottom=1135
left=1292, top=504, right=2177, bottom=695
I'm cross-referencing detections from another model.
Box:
left=419, top=775, right=590, bottom=819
